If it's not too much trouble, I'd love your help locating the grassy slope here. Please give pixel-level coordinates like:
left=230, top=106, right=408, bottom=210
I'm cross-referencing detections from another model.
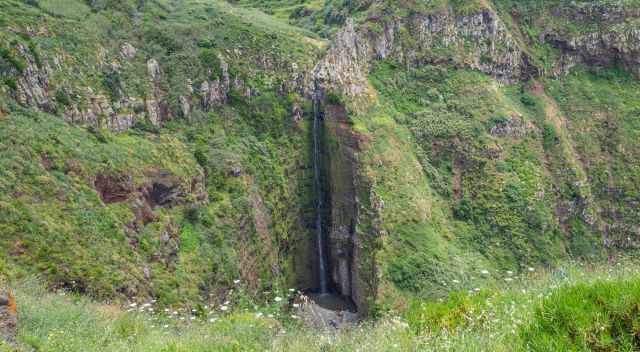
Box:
left=0, top=0, right=322, bottom=305
left=2, top=0, right=640, bottom=350
left=328, top=0, right=640, bottom=311
left=361, top=62, right=640, bottom=308
left=3, top=258, right=640, bottom=351
left=0, top=98, right=313, bottom=305
left=0, top=0, right=323, bottom=117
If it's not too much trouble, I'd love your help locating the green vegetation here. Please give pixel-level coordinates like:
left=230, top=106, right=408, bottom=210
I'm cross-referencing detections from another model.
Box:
left=3, top=259, right=640, bottom=351
left=0, top=0, right=324, bottom=118
left=0, top=0, right=322, bottom=307
left=2, top=0, right=640, bottom=350
left=0, top=89, right=313, bottom=305
left=362, top=62, right=569, bottom=304
left=523, top=278, right=640, bottom=351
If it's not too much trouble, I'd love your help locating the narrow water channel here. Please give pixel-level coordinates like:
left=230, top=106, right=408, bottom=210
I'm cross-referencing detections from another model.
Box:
left=312, top=84, right=328, bottom=294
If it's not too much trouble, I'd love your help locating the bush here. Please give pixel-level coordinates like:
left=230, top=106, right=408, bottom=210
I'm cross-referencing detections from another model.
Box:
left=520, top=93, right=538, bottom=108
left=325, top=91, right=343, bottom=106
left=542, top=123, right=559, bottom=150
left=87, top=125, right=110, bottom=143
left=0, top=47, right=27, bottom=74
left=3, top=78, right=17, bottom=91
left=521, top=278, right=640, bottom=351
left=132, top=120, right=160, bottom=134
left=55, top=88, right=72, bottom=107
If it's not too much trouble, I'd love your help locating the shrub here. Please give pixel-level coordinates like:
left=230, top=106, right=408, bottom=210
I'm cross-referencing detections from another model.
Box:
left=55, top=88, right=71, bottom=107
left=325, top=91, right=343, bottom=105
left=132, top=120, right=160, bottom=134
left=3, top=78, right=17, bottom=91
left=101, top=69, right=123, bottom=101
left=0, top=47, right=27, bottom=74
left=542, top=123, right=559, bottom=150
left=520, top=93, right=538, bottom=108
left=521, top=278, right=640, bottom=351
left=87, top=125, right=110, bottom=143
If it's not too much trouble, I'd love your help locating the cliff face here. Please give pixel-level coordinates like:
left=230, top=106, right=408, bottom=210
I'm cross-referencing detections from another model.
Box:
left=314, top=7, right=535, bottom=102
left=0, top=0, right=320, bottom=305
left=311, top=0, right=640, bottom=310
left=0, top=1, right=321, bottom=132
left=2, top=0, right=640, bottom=314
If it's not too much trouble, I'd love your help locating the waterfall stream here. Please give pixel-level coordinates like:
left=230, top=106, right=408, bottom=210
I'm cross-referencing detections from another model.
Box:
left=312, top=86, right=328, bottom=294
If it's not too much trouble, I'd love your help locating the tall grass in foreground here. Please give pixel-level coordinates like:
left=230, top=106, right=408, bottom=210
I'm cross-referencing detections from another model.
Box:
left=2, top=258, right=640, bottom=351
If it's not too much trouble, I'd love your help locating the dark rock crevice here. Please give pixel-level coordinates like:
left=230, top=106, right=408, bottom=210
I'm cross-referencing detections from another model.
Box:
left=305, top=92, right=377, bottom=316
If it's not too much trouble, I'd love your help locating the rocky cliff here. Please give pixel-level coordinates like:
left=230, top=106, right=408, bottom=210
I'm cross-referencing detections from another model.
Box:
left=2, top=0, right=640, bottom=315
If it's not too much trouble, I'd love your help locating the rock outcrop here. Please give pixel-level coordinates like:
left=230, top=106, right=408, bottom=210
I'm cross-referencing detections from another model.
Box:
left=94, top=169, right=206, bottom=229
left=0, top=290, right=17, bottom=346
left=15, top=44, right=51, bottom=111
left=490, top=115, right=534, bottom=139
left=314, top=7, right=536, bottom=100
left=545, top=27, right=640, bottom=77
left=5, top=38, right=282, bottom=132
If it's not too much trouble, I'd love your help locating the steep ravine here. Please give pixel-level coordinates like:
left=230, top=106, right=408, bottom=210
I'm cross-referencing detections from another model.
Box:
left=305, top=88, right=378, bottom=316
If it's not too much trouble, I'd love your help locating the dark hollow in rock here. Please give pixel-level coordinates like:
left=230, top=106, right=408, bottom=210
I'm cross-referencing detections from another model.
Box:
left=94, top=173, right=134, bottom=204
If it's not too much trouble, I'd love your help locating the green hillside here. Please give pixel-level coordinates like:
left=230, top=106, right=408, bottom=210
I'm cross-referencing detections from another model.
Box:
left=1, top=0, right=640, bottom=350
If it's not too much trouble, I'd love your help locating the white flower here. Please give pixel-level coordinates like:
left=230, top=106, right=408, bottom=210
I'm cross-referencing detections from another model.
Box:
left=452, top=279, right=460, bottom=284
left=256, top=312, right=263, bottom=318
left=506, top=271, right=513, bottom=275
left=291, top=315, right=299, bottom=319
left=223, top=301, right=230, bottom=305
left=274, top=296, right=283, bottom=302
left=220, top=305, right=229, bottom=311
left=190, top=316, right=196, bottom=320
left=268, top=314, right=274, bottom=318
left=528, top=267, right=535, bottom=272
left=481, top=270, right=489, bottom=275
left=163, top=324, right=169, bottom=328
left=233, top=279, right=241, bottom=284
left=504, top=277, right=513, bottom=282
left=292, top=303, right=300, bottom=308
left=164, top=308, right=170, bottom=312
left=209, top=318, right=217, bottom=323
left=191, top=309, right=196, bottom=312
left=473, top=288, right=480, bottom=292
left=129, top=303, right=138, bottom=308
left=288, top=288, right=295, bottom=292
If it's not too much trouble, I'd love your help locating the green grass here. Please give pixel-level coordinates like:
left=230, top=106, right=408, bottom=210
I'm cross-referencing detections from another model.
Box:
left=4, top=258, right=640, bottom=351
left=362, top=62, right=575, bottom=304
left=0, top=0, right=324, bottom=119
left=522, top=278, right=640, bottom=351
left=0, top=87, right=314, bottom=305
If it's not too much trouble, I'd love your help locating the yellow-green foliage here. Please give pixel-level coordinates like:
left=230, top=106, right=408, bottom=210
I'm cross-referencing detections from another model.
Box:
left=6, top=258, right=640, bottom=351
left=0, top=89, right=313, bottom=305
left=522, top=278, right=640, bottom=351
left=363, top=62, right=576, bottom=303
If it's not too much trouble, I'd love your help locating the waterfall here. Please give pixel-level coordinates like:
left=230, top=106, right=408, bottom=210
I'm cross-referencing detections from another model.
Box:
left=312, top=85, right=328, bottom=294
